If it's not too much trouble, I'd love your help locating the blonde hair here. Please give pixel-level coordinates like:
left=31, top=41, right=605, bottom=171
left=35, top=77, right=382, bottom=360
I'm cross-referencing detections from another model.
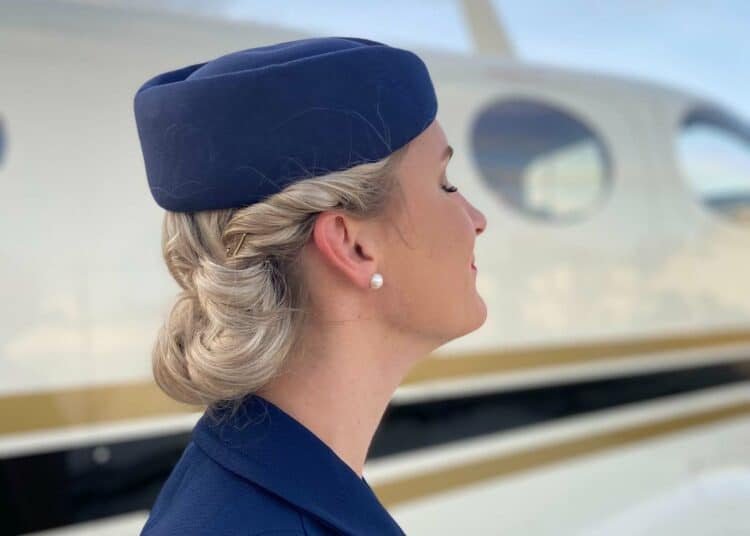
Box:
left=152, top=146, right=408, bottom=418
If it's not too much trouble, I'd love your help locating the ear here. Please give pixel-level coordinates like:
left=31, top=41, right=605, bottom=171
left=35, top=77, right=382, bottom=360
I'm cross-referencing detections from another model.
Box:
left=311, top=211, right=379, bottom=290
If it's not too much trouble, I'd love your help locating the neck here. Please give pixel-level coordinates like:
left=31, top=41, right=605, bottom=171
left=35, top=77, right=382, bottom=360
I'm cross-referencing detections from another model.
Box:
left=256, top=324, right=432, bottom=477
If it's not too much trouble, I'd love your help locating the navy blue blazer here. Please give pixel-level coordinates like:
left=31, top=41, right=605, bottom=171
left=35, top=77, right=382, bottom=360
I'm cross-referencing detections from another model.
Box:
left=141, top=394, right=406, bottom=535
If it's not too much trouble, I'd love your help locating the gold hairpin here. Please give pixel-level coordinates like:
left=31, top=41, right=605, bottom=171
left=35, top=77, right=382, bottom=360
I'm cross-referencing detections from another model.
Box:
left=227, top=232, right=248, bottom=258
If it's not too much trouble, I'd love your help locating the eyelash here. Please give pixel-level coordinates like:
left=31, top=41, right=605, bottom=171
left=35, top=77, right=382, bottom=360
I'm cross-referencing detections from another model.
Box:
left=441, top=178, right=459, bottom=193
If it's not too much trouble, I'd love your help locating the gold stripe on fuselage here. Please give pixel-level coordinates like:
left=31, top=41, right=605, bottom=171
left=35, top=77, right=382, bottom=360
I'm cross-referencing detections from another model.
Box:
left=1, top=328, right=749, bottom=436
left=373, top=400, right=750, bottom=506
left=0, top=382, right=201, bottom=436
left=403, top=327, right=750, bottom=385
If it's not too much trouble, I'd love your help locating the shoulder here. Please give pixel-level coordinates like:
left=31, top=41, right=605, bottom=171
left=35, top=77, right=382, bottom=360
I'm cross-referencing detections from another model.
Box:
left=140, top=441, right=334, bottom=536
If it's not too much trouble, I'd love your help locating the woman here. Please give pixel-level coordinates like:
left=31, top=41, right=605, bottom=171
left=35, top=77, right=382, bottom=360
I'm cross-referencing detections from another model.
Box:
left=134, top=36, right=487, bottom=535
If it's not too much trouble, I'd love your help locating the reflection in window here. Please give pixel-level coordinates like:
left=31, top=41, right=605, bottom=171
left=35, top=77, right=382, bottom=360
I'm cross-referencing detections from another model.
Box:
left=471, top=99, right=611, bottom=222
left=678, top=107, right=750, bottom=224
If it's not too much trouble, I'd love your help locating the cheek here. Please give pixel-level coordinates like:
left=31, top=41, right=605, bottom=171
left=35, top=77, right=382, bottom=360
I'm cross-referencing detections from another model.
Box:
left=425, top=204, right=471, bottom=266
left=382, top=188, right=474, bottom=313
left=406, top=196, right=470, bottom=277
left=387, top=213, right=470, bottom=318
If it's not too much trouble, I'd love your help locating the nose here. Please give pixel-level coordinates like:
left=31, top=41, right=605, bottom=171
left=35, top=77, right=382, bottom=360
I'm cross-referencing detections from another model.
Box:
left=467, top=200, right=486, bottom=236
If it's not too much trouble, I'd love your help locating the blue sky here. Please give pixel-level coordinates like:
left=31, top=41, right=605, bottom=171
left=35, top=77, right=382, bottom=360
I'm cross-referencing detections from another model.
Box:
left=135, top=0, right=750, bottom=121
left=496, top=1, right=750, bottom=121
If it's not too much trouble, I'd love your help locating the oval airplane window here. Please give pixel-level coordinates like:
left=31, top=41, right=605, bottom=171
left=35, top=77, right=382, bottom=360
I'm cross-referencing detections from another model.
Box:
left=677, top=106, right=750, bottom=225
left=470, top=98, right=611, bottom=222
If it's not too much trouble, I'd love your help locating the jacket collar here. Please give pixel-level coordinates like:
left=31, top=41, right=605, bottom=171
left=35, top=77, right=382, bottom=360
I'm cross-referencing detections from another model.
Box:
left=192, top=394, right=405, bottom=535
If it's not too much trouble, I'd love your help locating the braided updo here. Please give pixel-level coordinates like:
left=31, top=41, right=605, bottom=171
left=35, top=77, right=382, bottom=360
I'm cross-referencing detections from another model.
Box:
left=151, top=146, right=408, bottom=418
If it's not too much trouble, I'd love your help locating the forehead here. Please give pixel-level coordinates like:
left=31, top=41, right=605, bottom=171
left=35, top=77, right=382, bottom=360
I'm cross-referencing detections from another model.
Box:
left=400, top=120, right=448, bottom=173
left=421, top=120, right=448, bottom=155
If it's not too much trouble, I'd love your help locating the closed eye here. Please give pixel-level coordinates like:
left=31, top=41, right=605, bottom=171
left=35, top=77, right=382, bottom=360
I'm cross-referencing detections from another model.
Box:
left=441, top=177, right=459, bottom=193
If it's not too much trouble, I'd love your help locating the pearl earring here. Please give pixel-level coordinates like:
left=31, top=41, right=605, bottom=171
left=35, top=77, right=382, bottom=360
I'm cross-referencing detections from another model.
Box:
left=370, top=272, right=383, bottom=289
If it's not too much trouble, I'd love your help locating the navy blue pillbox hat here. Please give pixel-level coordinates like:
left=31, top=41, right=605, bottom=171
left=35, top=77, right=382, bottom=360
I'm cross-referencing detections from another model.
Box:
left=133, top=36, right=438, bottom=212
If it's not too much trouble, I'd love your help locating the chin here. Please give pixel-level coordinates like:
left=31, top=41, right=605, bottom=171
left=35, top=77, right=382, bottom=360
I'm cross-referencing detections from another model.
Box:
left=455, top=309, right=487, bottom=339
left=471, top=295, right=488, bottom=330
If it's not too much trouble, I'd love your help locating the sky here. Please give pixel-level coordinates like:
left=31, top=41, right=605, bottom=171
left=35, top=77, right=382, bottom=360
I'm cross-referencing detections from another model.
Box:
left=122, top=0, right=750, bottom=122
left=495, top=1, right=750, bottom=121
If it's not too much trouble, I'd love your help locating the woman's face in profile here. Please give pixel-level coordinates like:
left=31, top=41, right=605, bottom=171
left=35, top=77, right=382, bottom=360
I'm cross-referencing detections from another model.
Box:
left=383, top=119, right=487, bottom=344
